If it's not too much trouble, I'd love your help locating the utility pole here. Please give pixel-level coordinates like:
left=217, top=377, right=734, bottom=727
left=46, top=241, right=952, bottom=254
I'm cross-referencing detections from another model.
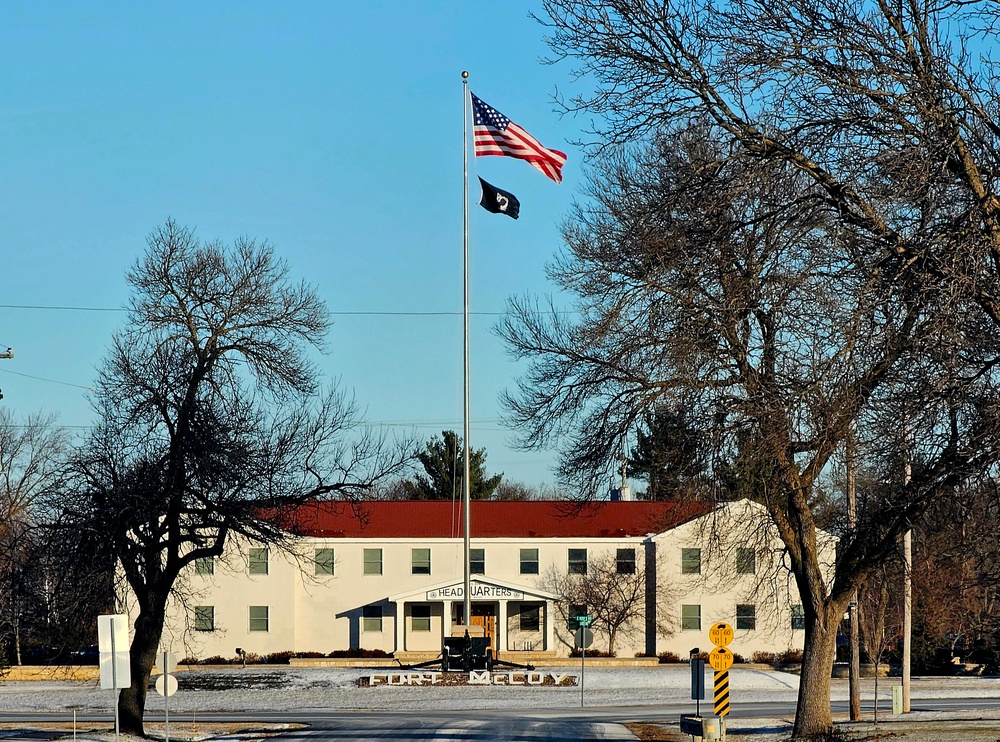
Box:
left=902, top=429, right=912, bottom=713
left=902, top=529, right=912, bottom=712
left=0, top=348, right=12, bottom=399
left=846, top=433, right=861, bottom=721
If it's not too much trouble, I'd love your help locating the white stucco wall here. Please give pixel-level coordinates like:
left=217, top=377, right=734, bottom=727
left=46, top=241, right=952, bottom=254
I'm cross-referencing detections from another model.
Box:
left=150, top=499, right=835, bottom=662
left=652, top=499, right=837, bottom=659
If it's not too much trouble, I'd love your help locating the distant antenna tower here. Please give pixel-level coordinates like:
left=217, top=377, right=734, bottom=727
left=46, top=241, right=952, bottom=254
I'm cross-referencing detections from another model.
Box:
left=610, top=455, right=632, bottom=501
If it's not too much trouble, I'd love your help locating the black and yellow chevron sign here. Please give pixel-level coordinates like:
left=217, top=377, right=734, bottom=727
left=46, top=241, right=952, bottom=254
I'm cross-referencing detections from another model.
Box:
left=714, top=670, right=730, bottom=716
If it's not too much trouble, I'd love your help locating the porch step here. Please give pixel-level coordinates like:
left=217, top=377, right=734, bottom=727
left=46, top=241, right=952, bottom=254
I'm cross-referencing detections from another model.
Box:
left=291, top=651, right=660, bottom=668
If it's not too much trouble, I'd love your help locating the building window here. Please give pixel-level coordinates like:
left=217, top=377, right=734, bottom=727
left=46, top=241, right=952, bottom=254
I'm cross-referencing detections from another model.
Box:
left=520, top=605, right=540, bottom=632
left=411, top=548, right=431, bottom=575
left=194, top=606, right=214, bottom=631
left=616, top=548, right=636, bottom=574
left=249, top=605, right=269, bottom=632
left=315, top=548, right=335, bottom=576
left=194, top=557, right=215, bottom=575
left=568, top=548, right=588, bottom=575
left=249, top=548, right=268, bottom=575
left=363, top=548, right=383, bottom=575
left=470, top=548, right=485, bottom=575
left=791, top=604, right=806, bottom=630
left=411, top=604, right=431, bottom=632
left=681, top=548, right=701, bottom=575
left=520, top=548, right=539, bottom=575
left=681, top=604, right=701, bottom=630
left=363, top=605, right=383, bottom=632
left=568, top=603, right=588, bottom=631
left=736, top=547, right=756, bottom=575
left=736, top=604, right=756, bottom=630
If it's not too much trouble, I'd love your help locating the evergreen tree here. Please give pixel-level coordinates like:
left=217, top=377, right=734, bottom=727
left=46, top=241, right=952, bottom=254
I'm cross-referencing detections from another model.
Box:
left=404, top=430, right=503, bottom=500
left=627, top=407, right=706, bottom=499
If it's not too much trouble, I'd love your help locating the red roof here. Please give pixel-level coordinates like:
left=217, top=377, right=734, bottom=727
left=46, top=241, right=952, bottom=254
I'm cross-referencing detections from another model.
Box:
left=277, top=500, right=710, bottom=539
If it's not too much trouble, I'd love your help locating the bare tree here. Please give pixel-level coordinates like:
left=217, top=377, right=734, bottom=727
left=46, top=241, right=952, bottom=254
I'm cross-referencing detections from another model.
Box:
left=500, top=0, right=1000, bottom=733
left=55, top=221, right=412, bottom=735
left=0, top=410, right=67, bottom=538
left=857, top=561, right=904, bottom=723
left=0, top=410, right=69, bottom=666
left=541, top=549, right=673, bottom=655
left=911, top=482, right=1000, bottom=671
left=500, top=70, right=1000, bottom=739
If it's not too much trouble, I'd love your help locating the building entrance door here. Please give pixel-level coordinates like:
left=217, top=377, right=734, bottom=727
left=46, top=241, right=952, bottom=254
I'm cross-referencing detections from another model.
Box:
left=455, top=603, right=497, bottom=652
left=471, top=604, right=496, bottom=652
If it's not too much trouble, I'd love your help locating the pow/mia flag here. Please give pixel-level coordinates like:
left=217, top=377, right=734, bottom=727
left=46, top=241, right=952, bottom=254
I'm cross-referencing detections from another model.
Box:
left=478, top=177, right=520, bottom=220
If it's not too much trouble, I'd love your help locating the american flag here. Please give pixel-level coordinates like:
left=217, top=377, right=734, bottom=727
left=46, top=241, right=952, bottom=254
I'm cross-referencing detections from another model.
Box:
left=471, top=92, right=567, bottom=184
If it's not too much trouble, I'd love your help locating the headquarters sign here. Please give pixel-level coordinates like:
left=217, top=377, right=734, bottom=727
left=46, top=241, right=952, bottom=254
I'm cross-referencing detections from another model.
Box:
left=426, top=581, right=524, bottom=601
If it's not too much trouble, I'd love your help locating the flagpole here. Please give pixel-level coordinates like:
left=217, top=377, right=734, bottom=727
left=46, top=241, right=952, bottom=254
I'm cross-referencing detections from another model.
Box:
left=461, top=70, right=472, bottom=632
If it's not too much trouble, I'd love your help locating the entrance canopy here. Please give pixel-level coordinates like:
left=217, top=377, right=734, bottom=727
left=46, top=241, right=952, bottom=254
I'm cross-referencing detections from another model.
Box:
left=387, top=577, right=560, bottom=654
left=389, top=576, right=559, bottom=604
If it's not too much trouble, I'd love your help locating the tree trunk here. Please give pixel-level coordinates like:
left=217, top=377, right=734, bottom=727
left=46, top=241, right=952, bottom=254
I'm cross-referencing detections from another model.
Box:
left=118, top=592, right=168, bottom=737
left=792, top=607, right=840, bottom=738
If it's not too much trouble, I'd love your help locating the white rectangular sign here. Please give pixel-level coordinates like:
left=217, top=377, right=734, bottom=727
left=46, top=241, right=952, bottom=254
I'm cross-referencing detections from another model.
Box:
left=97, top=614, right=131, bottom=690
left=426, top=581, right=524, bottom=601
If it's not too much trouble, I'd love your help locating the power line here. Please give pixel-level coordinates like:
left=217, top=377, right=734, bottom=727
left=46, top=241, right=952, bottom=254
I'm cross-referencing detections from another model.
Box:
left=0, top=368, right=95, bottom=391
left=0, top=303, right=506, bottom=317
left=0, top=419, right=508, bottom=433
left=0, top=303, right=576, bottom=318
left=0, top=303, right=123, bottom=312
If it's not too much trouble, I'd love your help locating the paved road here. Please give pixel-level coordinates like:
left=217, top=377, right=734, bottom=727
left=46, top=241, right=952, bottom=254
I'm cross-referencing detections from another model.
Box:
left=0, top=710, right=640, bottom=741
left=4, top=697, right=1000, bottom=742
left=278, top=712, right=640, bottom=741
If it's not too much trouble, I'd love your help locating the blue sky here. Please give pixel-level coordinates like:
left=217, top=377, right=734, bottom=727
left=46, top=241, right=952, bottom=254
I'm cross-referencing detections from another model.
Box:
left=0, top=2, right=591, bottom=490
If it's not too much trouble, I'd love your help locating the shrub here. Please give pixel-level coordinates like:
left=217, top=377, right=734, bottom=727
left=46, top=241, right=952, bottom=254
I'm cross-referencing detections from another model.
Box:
left=294, top=651, right=327, bottom=659
left=751, top=651, right=776, bottom=665
left=731, top=653, right=746, bottom=664
left=778, top=649, right=803, bottom=665
left=327, top=648, right=391, bottom=659
left=264, top=651, right=294, bottom=664
left=658, top=651, right=680, bottom=664
left=199, top=655, right=234, bottom=665
left=570, top=648, right=615, bottom=657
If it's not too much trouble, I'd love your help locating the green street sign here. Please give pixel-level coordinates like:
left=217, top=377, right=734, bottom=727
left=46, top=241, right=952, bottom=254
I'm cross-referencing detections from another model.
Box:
left=577, top=615, right=594, bottom=627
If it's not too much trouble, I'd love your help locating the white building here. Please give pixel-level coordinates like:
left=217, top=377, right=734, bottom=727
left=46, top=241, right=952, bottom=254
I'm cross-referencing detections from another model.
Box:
left=157, top=498, right=834, bottom=662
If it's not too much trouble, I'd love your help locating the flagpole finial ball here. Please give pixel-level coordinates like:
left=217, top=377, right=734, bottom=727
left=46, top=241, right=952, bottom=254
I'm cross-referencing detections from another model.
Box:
left=462, top=70, right=469, bottom=79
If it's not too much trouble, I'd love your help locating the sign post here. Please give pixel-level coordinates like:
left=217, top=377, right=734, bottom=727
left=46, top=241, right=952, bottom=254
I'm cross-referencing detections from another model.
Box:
left=155, top=650, right=178, bottom=742
left=574, top=616, right=594, bottom=709
left=690, top=651, right=706, bottom=716
left=97, top=615, right=131, bottom=742
left=708, top=622, right=733, bottom=734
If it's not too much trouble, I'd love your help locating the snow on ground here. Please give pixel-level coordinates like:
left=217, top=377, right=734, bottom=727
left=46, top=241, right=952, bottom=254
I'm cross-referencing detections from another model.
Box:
left=0, top=665, right=997, bottom=714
